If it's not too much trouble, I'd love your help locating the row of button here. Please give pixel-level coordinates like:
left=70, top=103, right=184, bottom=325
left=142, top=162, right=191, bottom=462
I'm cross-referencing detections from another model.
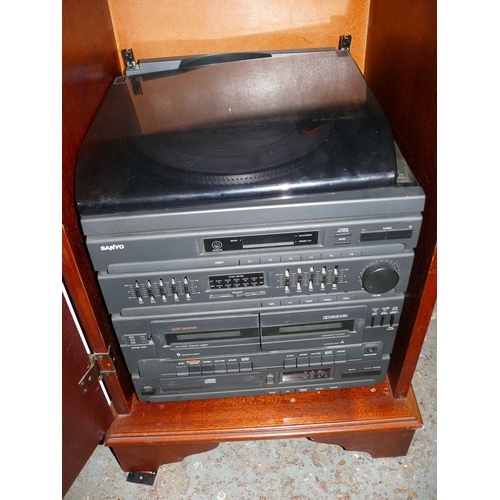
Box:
left=141, top=242, right=406, bottom=273
left=238, top=250, right=360, bottom=265
left=283, top=353, right=347, bottom=369
left=263, top=386, right=340, bottom=395
left=210, top=251, right=366, bottom=268
left=176, top=360, right=253, bottom=377
left=260, top=291, right=372, bottom=307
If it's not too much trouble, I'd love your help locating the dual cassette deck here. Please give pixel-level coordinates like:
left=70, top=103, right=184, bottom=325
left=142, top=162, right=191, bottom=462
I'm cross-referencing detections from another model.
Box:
left=75, top=48, right=425, bottom=402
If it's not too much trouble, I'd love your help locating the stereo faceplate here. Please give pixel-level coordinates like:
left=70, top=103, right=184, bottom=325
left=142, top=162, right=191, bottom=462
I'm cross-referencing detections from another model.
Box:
left=98, top=252, right=413, bottom=315
left=134, top=354, right=392, bottom=401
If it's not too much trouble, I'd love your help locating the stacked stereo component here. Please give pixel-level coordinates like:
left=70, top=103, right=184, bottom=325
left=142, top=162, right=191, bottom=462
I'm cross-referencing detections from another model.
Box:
left=76, top=48, right=424, bottom=401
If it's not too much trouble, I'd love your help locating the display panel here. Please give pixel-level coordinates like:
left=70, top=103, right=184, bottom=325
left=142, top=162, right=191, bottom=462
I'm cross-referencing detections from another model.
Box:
left=209, top=273, right=265, bottom=289
left=282, top=368, right=332, bottom=382
left=204, top=232, right=318, bottom=252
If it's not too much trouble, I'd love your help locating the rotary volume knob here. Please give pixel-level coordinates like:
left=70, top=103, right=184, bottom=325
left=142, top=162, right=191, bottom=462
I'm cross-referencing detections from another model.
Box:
left=361, top=262, right=399, bottom=294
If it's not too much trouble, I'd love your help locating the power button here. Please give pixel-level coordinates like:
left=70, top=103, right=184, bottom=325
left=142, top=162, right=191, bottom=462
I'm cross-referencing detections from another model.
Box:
left=211, top=240, right=223, bottom=251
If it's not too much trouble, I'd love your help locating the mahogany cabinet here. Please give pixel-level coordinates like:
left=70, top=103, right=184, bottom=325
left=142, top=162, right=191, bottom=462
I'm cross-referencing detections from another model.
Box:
left=62, top=0, right=436, bottom=495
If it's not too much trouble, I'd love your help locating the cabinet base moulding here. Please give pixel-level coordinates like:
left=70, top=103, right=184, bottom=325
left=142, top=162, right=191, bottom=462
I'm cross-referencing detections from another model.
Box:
left=105, top=380, right=423, bottom=472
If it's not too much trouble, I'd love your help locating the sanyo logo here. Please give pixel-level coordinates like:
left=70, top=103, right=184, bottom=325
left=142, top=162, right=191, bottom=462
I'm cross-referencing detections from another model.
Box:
left=100, top=244, right=125, bottom=251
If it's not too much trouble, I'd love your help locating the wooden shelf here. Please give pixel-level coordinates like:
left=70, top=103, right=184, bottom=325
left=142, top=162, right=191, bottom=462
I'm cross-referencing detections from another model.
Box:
left=106, top=380, right=422, bottom=471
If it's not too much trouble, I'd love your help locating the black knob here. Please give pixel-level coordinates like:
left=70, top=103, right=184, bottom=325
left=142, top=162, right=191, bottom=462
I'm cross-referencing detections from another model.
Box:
left=361, top=262, right=399, bottom=294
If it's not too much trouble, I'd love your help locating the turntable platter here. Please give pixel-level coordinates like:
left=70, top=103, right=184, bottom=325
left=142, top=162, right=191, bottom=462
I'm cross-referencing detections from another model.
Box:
left=123, top=121, right=332, bottom=185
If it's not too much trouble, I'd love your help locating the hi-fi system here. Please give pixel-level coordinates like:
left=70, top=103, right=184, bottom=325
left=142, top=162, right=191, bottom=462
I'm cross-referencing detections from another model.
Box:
left=79, top=150, right=424, bottom=401
left=76, top=48, right=425, bottom=402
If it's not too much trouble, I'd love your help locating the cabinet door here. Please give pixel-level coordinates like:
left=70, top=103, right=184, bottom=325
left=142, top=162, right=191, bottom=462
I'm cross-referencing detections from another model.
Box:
left=62, top=288, right=114, bottom=496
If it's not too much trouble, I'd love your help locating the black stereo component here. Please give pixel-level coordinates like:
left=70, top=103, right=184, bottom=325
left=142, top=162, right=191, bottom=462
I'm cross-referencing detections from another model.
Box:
left=113, top=296, right=402, bottom=401
left=75, top=47, right=425, bottom=402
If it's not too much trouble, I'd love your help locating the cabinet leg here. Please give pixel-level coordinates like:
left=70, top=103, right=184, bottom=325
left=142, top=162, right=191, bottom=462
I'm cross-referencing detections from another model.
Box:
left=110, top=442, right=221, bottom=472
left=310, top=429, right=417, bottom=458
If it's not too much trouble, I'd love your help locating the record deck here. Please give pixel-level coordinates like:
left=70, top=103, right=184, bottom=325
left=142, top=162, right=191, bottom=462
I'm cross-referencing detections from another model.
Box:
left=75, top=48, right=397, bottom=215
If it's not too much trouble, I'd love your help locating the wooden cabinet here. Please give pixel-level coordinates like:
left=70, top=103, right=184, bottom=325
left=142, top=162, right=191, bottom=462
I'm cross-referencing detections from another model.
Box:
left=62, top=0, right=436, bottom=495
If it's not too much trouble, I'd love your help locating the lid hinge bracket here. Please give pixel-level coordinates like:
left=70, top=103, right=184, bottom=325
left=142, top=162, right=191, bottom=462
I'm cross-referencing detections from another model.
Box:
left=122, top=48, right=138, bottom=72
left=339, top=35, right=352, bottom=51
left=78, top=348, right=117, bottom=395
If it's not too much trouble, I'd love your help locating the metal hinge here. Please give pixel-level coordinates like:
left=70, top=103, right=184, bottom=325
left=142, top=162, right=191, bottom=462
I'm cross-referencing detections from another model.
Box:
left=121, top=48, right=138, bottom=71
left=78, top=348, right=117, bottom=395
left=339, top=34, right=352, bottom=51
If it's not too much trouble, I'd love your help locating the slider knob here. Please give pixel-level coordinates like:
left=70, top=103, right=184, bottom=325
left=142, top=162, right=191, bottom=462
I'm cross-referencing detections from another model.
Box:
left=361, top=262, right=399, bottom=294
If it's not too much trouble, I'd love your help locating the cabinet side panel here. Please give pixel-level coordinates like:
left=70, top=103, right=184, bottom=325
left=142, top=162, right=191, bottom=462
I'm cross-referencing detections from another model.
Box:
left=62, top=0, right=135, bottom=409
left=364, top=0, right=437, bottom=397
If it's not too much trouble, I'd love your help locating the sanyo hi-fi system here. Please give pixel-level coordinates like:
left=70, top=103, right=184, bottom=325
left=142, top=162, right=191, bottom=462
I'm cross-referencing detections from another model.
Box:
left=75, top=45, right=425, bottom=402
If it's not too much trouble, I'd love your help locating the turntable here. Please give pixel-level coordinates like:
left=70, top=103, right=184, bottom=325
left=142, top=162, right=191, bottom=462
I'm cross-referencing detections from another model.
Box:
left=75, top=48, right=397, bottom=215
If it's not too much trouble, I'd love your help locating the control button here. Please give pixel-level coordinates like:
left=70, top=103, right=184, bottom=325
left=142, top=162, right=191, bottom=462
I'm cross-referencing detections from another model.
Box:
left=239, top=361, right=253, bottom=372
left=297, top=357, right=309, bottom=368
left=322, top=355, right=335, bottom=365
left=175, top=366, right=189, bottom=377
left=159, top=279, right=167, bottom=302
left=141, top=386, right=156, bottom=396
left=361, top=262, right=400, bottom=294
left=214, top=362, right=227, bottom=374
left=240, top=257, right=259, bottom=265
left=260, top=256, right=279, bottom=263
left=319, top=296, right=335, bottom=303
left=282, top=298, right=300, bottom=306
left=338, top=294, right=356, bottom=301
left=134, top=281, right=142, bottom=298
left=309, top=355, right=322, bottom=367
left=146, top=280, right=154, bottom=298
left=183, top=277, right=191, bottom=300
left=226, top=362, right=240, bottom=373
left=343, top=366, right=362, bottom=374
left=335, top=352, right=347, bottom=362
left=300, top=298, right=318, bottom=304
left=265, top=374, right=275, bottom=385
left=341, top=249, right=361, bottom=257
left=210, top=258, right=239, bottom=267
left=322, top=251, right=342, bottom=259
left=202, top=364, right=215, bottom=375
left=284, top=358, right=296, bottom=368
left=261, top=300, right=281, bottom=307
left=281, top=255, right=300, bottom=262
left=188, top=365, right=202, bottom=375
left=302, top=252, right=322, bottom=260
left=334, top=236, right=350, bottom=245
